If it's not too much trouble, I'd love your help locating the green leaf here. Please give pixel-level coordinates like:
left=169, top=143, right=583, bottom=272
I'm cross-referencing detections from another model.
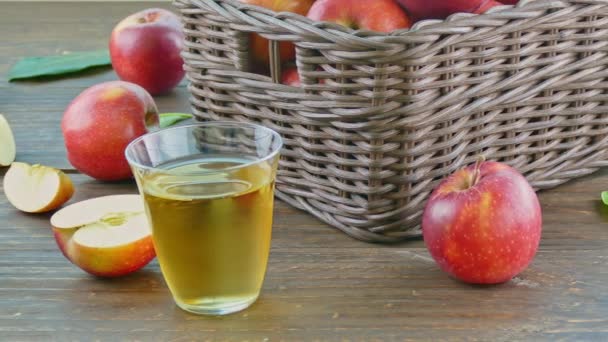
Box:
left=8, top=50, right=111, bottom=81
left=602, top=191, right=608, bottom=206
left=159, top=113, right=193, bottom=128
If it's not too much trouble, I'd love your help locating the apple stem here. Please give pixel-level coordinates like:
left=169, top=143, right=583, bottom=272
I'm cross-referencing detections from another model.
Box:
left=471, top=155, right=486, bottom=187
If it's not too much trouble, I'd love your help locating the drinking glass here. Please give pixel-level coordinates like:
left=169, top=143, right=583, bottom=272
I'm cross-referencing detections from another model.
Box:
left=125, top=122, right=282, bottom=315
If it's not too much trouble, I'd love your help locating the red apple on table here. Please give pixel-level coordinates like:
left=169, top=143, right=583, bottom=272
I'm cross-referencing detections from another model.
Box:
left=51, top=195, right=156, bottom=278
left=62, top=81, right=159, bottom=181
left=397, top=0, right=499, bottom=21
left=239, top=0, right=315, bottom=66
left=110, top=8, right=185, bottom=95
left=307, top=0, right=412, bottom=32
left=422, top=160, right=542, bottom=284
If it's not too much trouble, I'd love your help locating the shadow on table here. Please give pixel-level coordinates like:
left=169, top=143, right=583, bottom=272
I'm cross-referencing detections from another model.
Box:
left=595, top=200, right=608, bottom=223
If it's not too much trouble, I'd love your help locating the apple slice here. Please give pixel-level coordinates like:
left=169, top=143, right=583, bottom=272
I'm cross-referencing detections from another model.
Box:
left=50, top=194, right=156, bottom=277
left=3, top=162, right=74, bottom=213
left=0, top=114, right=16, bottom=166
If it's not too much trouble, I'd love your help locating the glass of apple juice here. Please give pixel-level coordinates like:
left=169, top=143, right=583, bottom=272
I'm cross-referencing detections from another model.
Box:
left=125, top=122, right=282, bottom=315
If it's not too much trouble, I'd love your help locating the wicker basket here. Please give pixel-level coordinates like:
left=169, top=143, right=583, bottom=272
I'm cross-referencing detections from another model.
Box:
left=174, top=0, right=608, bottom=243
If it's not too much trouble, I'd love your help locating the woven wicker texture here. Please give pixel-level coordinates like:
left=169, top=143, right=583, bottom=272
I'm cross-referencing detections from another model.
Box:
left=174, top=0, right=608, bottom=242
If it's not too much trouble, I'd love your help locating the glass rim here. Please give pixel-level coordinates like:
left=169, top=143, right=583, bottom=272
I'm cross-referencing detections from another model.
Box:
left=124, top=121, right=283, bottom=175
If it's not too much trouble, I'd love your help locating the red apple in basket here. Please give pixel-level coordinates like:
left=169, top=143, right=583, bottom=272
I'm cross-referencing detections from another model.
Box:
left=307, top=0, right=412, bottom=32
left=62, top=81, right=159, bottom=181
left=422, top=160, right=542, bottom=284
left=239, top=0, right=315, bottom=66
left=110, top=8, right=185, bottom=95
left=475, top=0, right=505, bottom=14
left=51, top=195, right=155, bottom=277
left=281, top=66, right=329, bottom=86
left=397, top=0, right=500, bottom=21
left=281, top=67, right=301, bottom=86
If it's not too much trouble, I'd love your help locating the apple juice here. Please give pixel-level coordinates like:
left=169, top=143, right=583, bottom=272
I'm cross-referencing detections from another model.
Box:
left=141, top=156, right=275, bottom=313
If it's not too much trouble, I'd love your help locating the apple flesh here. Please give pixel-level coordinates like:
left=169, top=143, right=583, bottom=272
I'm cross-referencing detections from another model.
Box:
left=62, top=81, right=159, bottom=181
left=50, top=195, right=155, bottom=278
left=110, top=8, right=185, bottom=95
left=307, top=0, right=412, bottom=32
left=3, top=162, right=74, bottom=213
left=422, top=161, right=542, bottom=284
left=239, top=0, right=315, bottom=65
left=0, top=114, right=16, bottom=166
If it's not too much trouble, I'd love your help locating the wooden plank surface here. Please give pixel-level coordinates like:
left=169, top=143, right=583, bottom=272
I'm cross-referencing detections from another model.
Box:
left=1, top=2, right=607, bottom=341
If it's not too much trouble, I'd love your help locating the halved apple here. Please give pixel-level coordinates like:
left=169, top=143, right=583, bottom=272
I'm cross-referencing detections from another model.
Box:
left=0, top=114, right=16, bottom=166
left=3, top=162, right=74, bottom=213
left=50, top=194, right=155, bottom=277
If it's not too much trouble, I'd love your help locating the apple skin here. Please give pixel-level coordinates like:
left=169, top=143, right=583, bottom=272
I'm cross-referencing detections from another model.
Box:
left=422, top=161, right=542, bottom=284
left=39, top=170, right=74, bottom=212
left=281, top=66, right=328, bottom=86
left=239, top=0, right=314, bottom=66
left=397, top=0, right=486, bottom=21
left=110, top=8, right=185, bottom=95
left=281, top=67, right=301, bottom=86
left=307, top=0, right=412, bottom=32
left=474, top=0, right=504, bottom=14
left=62, top=81, right=159, bottom=181
left=52, top=227, right=155, bottom=278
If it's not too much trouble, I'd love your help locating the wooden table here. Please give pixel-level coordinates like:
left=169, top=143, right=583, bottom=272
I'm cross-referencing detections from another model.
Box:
left=1, top=2, right=608, bottom=340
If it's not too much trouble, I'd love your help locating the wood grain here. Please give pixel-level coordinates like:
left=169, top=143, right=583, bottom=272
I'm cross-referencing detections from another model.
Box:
left=1, top=2, right=607, bottom=341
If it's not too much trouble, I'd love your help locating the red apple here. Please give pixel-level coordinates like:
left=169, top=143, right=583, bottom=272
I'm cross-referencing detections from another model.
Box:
left=397, top=0, right=486, bottom=21
left=110, top=8, right=185, bottom=95
left=281, top=67, right=301, bottom=86
left=501, top=0, right=518, bottom=4
left=62, top=81, right=159, bottom=181
left=281, top=66, right=328, bottom=86
left=51, top=195, right=155, bottom=278
left=307, top=0, right=412, bottom=32
left=474, top=0, right=504, bottom=14
left=422, top=160, right=542, bottom=284
left=239, top=0, right=315, bottom=66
